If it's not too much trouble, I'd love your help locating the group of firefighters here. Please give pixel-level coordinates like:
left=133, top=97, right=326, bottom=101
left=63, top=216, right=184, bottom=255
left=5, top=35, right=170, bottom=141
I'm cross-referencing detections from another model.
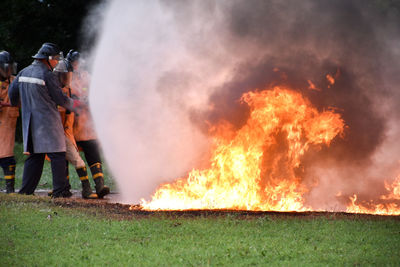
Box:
left=0, top=42, right=110, bottom=199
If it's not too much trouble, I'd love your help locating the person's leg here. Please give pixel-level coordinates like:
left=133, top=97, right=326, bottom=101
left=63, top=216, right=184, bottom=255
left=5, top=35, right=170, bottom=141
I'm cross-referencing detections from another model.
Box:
left=19, top=153, right=45, bottom=195
left=76, top=140, right=102, bottom=166
left=88, top=162, right=110, bottom=198
left=75, top=166, right=97, bottom=199
left=66, top=138, right=96, bottom=199
left=65, top=160, right=71, bottom=190
left=47, top=152, right=70, bottom=197
left=48, top=159, right=70, bottom=197
left=77, top=140, right=109, bottom=198
left=0, top=157, right=16, bottom=193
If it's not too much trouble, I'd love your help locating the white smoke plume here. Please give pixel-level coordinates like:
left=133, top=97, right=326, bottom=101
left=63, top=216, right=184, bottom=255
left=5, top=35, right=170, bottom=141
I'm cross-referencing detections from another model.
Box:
left=88, top=1, right=235, bottom=203
left=87, top=0, right=400, bottom=207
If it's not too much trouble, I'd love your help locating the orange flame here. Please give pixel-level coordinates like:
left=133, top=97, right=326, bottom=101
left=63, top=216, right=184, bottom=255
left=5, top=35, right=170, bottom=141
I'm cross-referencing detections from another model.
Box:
left=346, top=176, right=400, bottom=215
left=307, top=80, right=320, bottom=91
left=326, top=74, right=335, bottom=86
left=140, top=86, right=345, bottom=211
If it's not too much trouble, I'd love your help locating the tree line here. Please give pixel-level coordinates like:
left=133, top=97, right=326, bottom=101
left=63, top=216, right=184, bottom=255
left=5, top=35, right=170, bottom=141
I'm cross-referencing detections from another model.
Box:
left=0, top=0, right=101, bottom=69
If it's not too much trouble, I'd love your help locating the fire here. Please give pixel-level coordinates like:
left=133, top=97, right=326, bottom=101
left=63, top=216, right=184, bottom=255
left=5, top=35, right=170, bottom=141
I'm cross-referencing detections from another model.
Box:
left=326, top=74, right=335, bottom=86
left=307, top=80, right=320, bottom=91
left=346, top=176, right=400, bottom=215
left=326, top=68, right=340, bottom=88
left=140, top=86, right=345, bottom=211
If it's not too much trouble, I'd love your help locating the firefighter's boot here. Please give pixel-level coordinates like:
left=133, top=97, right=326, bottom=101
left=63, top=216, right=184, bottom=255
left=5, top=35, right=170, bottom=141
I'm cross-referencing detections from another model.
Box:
left=48, top=161, right=71, bottom=197
left=76, top=166, right=97, bottom=199
left=90, top=163, right=110, bottom=198
left=5, top=179, right=15, bottom=194
left=65, top=162, right=71, bottom=191
left=5, top=164, right=16, bottom=193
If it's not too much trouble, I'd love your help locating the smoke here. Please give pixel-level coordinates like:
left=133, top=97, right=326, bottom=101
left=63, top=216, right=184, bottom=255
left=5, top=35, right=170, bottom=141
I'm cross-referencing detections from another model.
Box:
left=88, top=0, right=400, bottom=206
left=88, top=1, right=231, bottom=203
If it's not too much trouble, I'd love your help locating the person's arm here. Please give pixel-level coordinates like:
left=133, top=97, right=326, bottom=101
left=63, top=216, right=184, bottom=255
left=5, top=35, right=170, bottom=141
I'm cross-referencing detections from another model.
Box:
left=45, top=71, right=81, bottom=111
left=8, top=74, right=20, bottom=106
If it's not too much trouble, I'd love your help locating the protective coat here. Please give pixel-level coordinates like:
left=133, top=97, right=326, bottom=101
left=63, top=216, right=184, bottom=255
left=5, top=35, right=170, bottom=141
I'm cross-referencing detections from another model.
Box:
left=71, top=70, right=97, bottom=141
left=59, top=87, right=76, bottom=145
left=0, top=77, right=19, bottom=158
left=8, top=60, right=73, bottom=153
left=59, top=86, right=85, bottom=168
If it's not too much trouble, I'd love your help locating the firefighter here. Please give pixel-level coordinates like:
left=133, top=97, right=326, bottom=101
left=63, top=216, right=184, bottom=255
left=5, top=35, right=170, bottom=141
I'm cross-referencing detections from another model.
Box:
left=66, top=50, right=110, bottom=198
left=8, top=43, right=81, bottom=198
left=53, top=58, right=97, bottom=199
left=0, top=51, right=19, bottom=193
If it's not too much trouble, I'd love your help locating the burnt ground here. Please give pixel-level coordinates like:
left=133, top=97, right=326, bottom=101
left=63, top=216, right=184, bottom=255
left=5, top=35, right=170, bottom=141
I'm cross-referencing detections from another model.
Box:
left=2, top=190, right=399, bottom=221
left=47, top=191, right=400, bottom=221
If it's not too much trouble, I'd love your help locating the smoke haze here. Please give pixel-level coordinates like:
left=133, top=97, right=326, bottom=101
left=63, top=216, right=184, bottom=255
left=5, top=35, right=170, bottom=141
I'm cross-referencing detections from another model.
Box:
left=88, top=0, right=400, bottom=207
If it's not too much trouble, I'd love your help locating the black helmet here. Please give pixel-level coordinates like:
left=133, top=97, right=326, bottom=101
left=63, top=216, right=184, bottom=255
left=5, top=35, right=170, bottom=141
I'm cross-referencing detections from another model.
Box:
left=65, top=59, right=73, bottom=72
left=0, top=51, right=13, bottom=64
left=0, top=50, right=17, bottom=79
left=66, top=49, right=80, bottom=63
left=32, top=43, right=61, bottom=59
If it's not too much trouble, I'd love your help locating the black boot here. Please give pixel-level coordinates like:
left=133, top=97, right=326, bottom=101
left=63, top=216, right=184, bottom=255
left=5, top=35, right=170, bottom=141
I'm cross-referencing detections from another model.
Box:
left=90, top=163, right=110, bottom=198
left=49, top=161, right=71, bottom=197
left=65, top=161, right=71, bottom=191
left=50, top=183, right=71, bottom=197
left=76, top=166, right=97, bottom=199
left=5, top=163, right=16, bottom=194
left=52, top=190, right=72, bottom=198
left=5, top=179, right=15, bottom=194
left=81, top=179, right=98, bottom=199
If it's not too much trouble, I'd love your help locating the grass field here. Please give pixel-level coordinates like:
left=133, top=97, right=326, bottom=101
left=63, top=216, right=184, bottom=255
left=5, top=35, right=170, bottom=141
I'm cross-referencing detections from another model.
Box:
left=0, top=142, right=116, bottom=192
left=1, top=144, right=400, bottom=266
left=0, top=194, right=399, bottom=266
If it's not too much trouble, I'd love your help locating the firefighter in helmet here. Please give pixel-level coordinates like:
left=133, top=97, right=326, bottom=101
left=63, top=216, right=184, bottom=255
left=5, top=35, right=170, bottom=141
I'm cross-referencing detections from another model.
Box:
left=66, top=49, right=110, bottom=198
left=8, top=43, right=81, bottom=197
left=0, top=51, right=19, bottom=193
left=53, top=57, right=97, bottom=199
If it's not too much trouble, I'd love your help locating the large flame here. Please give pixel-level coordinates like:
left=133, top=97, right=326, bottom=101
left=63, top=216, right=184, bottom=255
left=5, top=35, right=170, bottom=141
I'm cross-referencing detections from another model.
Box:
left=140, top=86, right=345, bottom=211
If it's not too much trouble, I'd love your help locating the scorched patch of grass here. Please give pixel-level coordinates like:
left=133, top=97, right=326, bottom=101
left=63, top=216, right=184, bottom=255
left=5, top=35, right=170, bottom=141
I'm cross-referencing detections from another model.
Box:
left=0, top=194, right=399, bottom=266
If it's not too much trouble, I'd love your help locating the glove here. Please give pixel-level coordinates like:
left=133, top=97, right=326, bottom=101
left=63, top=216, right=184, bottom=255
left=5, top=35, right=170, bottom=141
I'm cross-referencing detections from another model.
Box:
left=72, top=99, right=83, bottom=109
left=71, top=94, right=89, bottom=105
left=68, top=99, right=83, bottom=114
left=0, top=101, right=11, bottom=107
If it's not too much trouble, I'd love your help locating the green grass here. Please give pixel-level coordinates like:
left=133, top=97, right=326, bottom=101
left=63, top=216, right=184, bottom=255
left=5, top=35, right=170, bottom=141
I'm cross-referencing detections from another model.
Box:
left=0, top=142, right=116, bottom=192
left=0, top=195, right=399, bottom=266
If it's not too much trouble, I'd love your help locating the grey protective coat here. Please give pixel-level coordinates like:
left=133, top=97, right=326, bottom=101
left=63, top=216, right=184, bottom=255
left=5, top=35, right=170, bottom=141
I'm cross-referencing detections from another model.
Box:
left=8, top=60, right=73, bottom=153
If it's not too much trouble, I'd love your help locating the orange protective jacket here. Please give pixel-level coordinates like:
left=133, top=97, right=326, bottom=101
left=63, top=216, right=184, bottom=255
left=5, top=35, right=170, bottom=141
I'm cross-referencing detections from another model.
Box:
left=71, top=70, right=97, bottom=141
left=0, top=77, right=19, bottom=158
left=58, top=86, right=77, bottom=149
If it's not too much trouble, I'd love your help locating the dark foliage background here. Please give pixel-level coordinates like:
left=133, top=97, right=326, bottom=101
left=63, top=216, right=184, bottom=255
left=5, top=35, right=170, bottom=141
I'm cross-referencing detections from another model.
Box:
left=0, top=0, right=101, bottom=69
left=0, top=0, right=101, bottom=142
